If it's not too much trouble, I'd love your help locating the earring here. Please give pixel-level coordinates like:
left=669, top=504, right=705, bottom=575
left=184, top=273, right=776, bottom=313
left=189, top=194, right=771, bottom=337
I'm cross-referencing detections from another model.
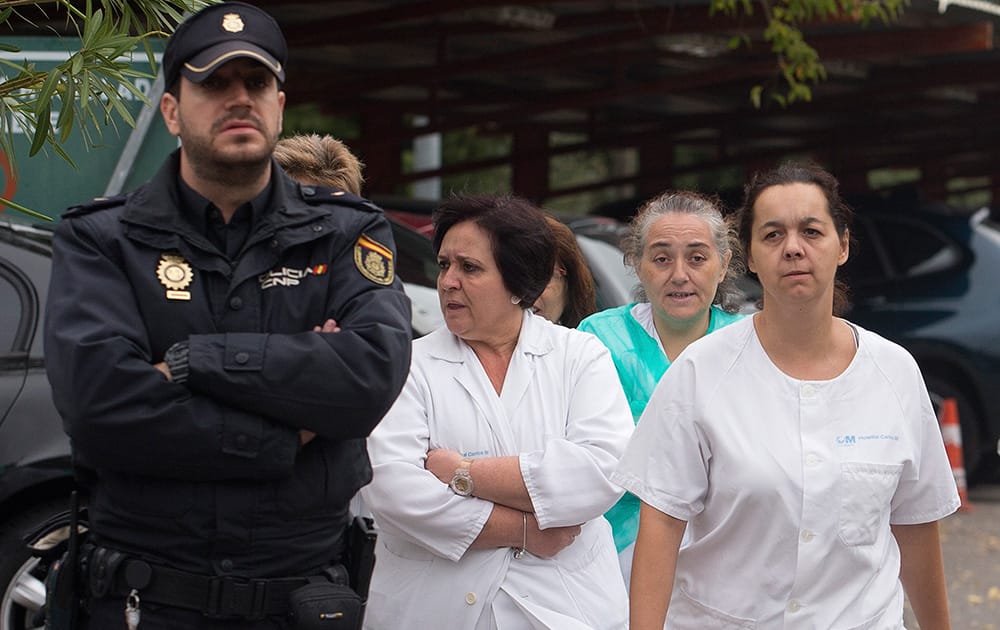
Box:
left=510, top=295, right=521, bottom=305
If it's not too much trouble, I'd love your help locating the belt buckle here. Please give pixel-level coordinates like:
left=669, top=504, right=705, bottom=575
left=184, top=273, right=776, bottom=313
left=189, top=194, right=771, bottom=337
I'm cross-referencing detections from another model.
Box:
left=207, top=576, right=268, bottom=619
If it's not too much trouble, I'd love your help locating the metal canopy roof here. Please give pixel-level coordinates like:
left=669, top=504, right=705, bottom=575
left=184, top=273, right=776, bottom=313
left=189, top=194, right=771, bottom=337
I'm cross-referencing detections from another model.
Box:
left=260, top=0, right=1000, bottom=205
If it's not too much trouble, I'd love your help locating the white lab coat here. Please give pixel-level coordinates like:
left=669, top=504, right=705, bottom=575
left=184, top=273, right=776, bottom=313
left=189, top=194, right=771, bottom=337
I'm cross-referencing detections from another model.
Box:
left=361, top=312, right=632, bottom=629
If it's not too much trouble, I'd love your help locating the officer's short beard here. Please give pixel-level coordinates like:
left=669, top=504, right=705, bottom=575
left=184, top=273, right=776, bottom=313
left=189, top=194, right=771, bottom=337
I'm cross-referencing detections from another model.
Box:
left=178, top=122, right=278, bottom=188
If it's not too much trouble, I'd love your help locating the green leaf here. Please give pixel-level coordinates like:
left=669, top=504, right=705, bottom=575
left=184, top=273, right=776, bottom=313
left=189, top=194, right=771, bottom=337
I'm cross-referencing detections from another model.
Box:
left=50, top=139, right=77, bottom=170
left=0, top=197, right=54, bottom=221
left=29, top=103, right=51, bottom=157
left=59, top=103, right=75, bottom=143
left=83, top=9, right=105, bottom=47
left=37, top=65, right=62, bottom=109
left=80, top=63, right=91, bottom=110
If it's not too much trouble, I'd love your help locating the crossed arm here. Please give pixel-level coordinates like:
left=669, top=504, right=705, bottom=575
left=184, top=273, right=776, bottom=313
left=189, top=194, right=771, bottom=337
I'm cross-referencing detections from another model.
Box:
left=424, top=449, right=581, bottom=558
left=154, top=318, right=344, bottom=447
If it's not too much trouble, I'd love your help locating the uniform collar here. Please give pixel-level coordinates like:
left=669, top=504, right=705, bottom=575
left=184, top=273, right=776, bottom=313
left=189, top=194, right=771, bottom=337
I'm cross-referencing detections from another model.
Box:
left=428, top=310, right=555, bottom=364
left=121, top=150, right=331, bottom=236
left=176, top=171, right=274, bottom=236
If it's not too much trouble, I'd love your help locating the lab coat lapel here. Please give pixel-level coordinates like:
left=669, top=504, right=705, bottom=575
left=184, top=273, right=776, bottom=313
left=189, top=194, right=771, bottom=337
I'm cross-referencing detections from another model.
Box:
left=453, top=343, right=519, bottom=453
left=433, top=313, right=552, bottom=454
left=499, top=312, right=551, bottom=421
left=429, top=327, right=519, bottom=453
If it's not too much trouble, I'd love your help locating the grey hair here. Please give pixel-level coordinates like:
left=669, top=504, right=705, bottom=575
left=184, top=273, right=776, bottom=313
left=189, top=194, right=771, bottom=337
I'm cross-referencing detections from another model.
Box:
left=621, top=190, right=745, bottom=313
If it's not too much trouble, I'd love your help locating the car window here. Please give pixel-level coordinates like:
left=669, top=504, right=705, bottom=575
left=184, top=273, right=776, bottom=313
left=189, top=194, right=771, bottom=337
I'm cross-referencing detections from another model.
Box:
left=0, top=271, right=21, bottom=353
left=389, top=220, right=438, bottom=289
left=574, top=235, right=636, bottom=310
left=874, top=216, right=961, bottom=278
left=842, top=217, right=889, bottom=289
left=0, top=279, right=18, bottom=353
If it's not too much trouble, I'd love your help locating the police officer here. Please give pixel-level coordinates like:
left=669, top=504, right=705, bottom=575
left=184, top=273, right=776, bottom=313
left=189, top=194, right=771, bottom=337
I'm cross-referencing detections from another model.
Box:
left=44, top=3, right=411, bottom=628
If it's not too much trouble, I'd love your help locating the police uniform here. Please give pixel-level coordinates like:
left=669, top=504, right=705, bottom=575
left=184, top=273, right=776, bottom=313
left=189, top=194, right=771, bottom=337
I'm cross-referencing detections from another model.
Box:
left=45, top=3, right=411, bottom=626
left=45, top=145, right=412, bottom=626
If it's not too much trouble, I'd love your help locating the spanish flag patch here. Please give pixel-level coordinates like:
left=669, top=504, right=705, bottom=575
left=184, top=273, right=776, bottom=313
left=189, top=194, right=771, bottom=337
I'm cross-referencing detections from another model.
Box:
left=354, top=234, right=395, bottom=285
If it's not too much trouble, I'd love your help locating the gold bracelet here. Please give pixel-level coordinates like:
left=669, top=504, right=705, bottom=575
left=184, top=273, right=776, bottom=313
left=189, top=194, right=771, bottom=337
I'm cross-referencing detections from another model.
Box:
left=513, top=512, right=527, bottom=559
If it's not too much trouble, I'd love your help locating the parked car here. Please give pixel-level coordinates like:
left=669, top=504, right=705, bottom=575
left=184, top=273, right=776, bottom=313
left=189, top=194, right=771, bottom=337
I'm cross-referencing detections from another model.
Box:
left=849, top=203, right=1000, bottom=484
left=0, top=220, right=63, bottom=630
left=741, top=200, right=1000, bottom=483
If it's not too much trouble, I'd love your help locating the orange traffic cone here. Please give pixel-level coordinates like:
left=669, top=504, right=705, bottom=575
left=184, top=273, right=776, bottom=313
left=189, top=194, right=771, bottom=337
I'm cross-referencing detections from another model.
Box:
left=939, top=397, right=973, bottom=512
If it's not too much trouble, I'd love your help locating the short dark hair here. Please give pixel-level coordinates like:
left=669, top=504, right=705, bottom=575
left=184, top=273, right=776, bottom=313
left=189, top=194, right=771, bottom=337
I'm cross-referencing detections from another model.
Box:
left=545, top=215, right=596, bottom=327
left=737, top=161, right=855, bottom=315
left=432, top=195, right=555, bottom=308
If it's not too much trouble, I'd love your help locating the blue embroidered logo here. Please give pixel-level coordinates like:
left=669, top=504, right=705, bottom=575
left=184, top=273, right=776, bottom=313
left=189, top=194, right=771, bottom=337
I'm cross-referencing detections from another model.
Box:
left=836, top=434, right=899, bottom=446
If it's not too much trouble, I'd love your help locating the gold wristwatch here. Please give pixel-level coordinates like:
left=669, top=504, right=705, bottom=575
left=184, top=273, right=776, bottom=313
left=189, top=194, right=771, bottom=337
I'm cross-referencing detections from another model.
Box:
left=449, top=458, right=474, bottom=496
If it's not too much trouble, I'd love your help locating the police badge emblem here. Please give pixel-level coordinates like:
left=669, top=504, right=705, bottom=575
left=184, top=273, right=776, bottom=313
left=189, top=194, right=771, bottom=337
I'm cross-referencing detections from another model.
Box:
left=156, top=253, right=194, bottom=300
left=221, top=13, right=245, bottom=33
left=354, top=234, right=395, bottom=286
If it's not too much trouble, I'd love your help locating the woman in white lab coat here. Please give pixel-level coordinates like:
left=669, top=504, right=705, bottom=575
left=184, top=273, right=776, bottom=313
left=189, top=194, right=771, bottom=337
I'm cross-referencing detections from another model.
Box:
left=616, top=162, right=960, bottom=629
left=361, top=195, right=632, bottom=630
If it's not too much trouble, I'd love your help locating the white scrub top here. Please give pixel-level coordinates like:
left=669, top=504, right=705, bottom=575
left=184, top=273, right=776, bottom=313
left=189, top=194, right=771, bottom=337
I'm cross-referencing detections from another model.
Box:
left=614, top=316, right=960, bottom=630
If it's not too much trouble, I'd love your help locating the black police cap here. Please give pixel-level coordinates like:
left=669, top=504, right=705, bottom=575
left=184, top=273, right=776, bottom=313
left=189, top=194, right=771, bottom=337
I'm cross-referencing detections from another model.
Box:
left=162, top=2, right=286, bottom=87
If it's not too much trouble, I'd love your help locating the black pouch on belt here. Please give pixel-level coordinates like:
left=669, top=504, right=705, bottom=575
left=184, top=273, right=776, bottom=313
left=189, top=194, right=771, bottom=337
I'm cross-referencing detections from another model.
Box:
left=31, top=490, right=89, bottom=630
left=288, top=565, right=362, bottom=630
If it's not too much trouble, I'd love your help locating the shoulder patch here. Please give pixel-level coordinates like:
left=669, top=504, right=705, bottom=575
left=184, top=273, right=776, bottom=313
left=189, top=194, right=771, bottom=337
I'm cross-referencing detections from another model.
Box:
left=354, top=233, right=395, bottom=285
left=63, top=194, right=127, bottom=218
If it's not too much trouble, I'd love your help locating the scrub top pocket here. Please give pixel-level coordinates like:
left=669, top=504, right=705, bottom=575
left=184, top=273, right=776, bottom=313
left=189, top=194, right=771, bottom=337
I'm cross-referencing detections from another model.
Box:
left=838, top=462, right=903, bottom=546
left=666, top=587, right=757, bottom=629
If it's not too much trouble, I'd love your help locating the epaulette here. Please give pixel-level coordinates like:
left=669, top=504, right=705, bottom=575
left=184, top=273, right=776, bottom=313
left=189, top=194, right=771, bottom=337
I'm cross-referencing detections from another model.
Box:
left=63, top=194, right=127, bottom=218
left=299, top=185, right=382, bottom=213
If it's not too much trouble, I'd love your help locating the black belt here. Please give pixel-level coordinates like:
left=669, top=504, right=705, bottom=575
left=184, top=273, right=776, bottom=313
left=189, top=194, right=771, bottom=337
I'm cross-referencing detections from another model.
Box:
left=88, top=548, right=310, bottom=619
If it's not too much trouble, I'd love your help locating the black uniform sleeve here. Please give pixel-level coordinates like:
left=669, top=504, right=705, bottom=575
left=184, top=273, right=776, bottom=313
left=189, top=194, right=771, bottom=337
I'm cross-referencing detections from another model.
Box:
left=45, top=213, right=300, bottom=481
left=181, top=210, right=413, bottom=439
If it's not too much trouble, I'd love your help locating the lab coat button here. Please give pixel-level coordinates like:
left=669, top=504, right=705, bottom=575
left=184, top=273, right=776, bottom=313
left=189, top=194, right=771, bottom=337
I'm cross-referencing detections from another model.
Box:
left=465, top=592, right=477, bottom=605
left=800, top=530, right=815, bottom=543
left=805, top=453, right=821, bottom=467
left=801, top=384, right=815, bottom=397
left=787, top=600, right=801, bottom=613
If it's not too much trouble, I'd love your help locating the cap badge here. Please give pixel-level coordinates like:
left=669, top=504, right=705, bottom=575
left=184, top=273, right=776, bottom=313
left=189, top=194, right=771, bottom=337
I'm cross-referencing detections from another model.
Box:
left=157, top=253, right=194, bottom=301
left=222, top=13, right=245, bottom=33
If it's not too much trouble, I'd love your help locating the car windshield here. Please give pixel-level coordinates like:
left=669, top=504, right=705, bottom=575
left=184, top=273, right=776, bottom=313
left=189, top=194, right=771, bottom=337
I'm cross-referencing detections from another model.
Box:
left=389, top=219, right=438, bottom=290
left=574, top=234, right=636, bottom=309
